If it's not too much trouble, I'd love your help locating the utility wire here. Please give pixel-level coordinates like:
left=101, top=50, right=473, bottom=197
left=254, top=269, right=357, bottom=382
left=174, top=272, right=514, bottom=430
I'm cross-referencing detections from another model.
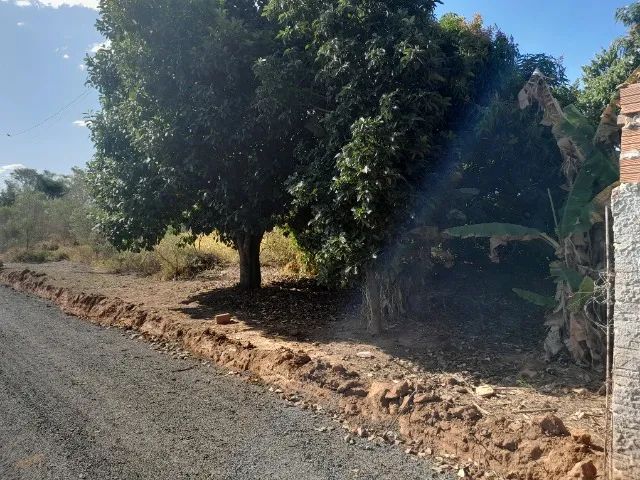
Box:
left=4, top=89, right=91, bottom=138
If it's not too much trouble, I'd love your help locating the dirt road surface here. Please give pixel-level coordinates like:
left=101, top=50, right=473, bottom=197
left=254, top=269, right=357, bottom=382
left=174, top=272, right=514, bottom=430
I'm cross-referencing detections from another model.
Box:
left=0, top=287, right=447, bottom=480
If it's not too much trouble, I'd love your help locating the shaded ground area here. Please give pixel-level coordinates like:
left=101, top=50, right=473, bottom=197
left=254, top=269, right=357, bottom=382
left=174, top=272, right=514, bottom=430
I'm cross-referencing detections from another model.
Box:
left=0, top=286, right=447, bottom=480
left=178, top=265, right=600, bottom=391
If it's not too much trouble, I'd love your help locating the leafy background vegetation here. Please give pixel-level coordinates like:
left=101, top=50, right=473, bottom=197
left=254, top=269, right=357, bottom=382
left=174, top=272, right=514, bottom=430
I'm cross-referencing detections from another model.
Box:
left=1, top=0, right=638, bottom=364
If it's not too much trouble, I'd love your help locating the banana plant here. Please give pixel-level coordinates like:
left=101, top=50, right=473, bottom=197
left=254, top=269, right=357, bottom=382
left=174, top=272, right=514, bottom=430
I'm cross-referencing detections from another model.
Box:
left=447, top=70, right=623, bottom=367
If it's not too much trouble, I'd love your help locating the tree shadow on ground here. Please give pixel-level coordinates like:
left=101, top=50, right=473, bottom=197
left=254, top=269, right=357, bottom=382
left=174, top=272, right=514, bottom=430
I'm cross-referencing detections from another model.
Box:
left=176, top=266, right=602, bottom=394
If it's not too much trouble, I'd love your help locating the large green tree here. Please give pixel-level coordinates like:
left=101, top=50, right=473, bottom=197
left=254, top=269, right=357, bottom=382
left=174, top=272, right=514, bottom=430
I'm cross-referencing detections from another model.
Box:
left=578, top=1, right=640, bottom=123
left=87, top=0, right=292, bottom=289
left=257, top=0, right=452, bottom=285
left=257, top=5, right=569, bottom=287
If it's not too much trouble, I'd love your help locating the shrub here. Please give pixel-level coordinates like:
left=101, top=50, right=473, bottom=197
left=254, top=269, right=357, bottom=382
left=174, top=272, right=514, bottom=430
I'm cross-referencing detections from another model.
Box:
left=5, top=248, right=69, bottom=264
left=98, top=250, right=162, bottom=276
left=194, top=233, right=238, bottom=264
left=261, top=228, right=314, bottom=277
left=155, top=234, right=224, bottom=280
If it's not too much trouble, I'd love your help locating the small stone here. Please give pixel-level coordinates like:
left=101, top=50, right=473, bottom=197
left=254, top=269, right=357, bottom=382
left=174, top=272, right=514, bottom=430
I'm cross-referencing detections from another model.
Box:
left=571, top=430, right=592, bottom=446
left=450, top=405, right=482, bottom=422
left=414, top=392, right=440, bottom=404
left=538, top=414, right=569, bottom=437
left=565, top=460, right=597, bottom=479
left=356, top=351, right=374, bottom=358
left=356, top=426, right=368, bottom=437
left=367, top=382, right=392, bottom=409
left=475, top=385, right=495, bottom=398
left=493, top=435, right=519, bottom=452
left=215, top=313, right=233, bottom=325
left=458, top=468, right=468, bottom=478
left=385, top=381, right=411, bottom=400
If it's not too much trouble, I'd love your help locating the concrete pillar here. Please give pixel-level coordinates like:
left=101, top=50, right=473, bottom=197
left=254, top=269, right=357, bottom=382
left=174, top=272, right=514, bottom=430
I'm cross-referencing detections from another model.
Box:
left=611, top=83, right=640, bottom=479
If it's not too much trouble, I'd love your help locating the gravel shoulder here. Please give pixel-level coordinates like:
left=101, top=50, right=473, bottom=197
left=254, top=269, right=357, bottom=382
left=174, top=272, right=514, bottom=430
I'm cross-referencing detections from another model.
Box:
left=0, top=286, right=446, bottom=480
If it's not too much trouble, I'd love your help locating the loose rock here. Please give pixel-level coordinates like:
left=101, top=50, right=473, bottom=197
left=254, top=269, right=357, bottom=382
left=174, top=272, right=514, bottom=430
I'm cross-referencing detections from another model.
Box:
left=356, top=351, right=374, bottom=359
left=215, top=313, right=233, bottom=325
left=414, top=391, right=440, bottom=404
left=475, top=385, right=496, bottom=398
left=538, top=414, right=569, bottom=437
left=385, top=381, right=411, bottom=401
left=565, top=460, right=597, bottom=479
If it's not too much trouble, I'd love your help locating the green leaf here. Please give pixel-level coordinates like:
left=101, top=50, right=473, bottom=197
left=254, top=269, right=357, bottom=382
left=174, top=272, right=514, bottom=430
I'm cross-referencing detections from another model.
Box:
left=549, top=262, right=584, bottom=291
left=445, top=223, right=559, bottom=249
left=568, top=276, right=596, bottom=313
left=513, top=288, right=556, bottom=308
left=557, top=106, right=619, bottom=238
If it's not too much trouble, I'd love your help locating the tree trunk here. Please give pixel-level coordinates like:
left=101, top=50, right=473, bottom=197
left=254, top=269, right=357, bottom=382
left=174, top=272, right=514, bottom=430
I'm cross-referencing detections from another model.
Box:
left=235, top=231, right=264, bottom=290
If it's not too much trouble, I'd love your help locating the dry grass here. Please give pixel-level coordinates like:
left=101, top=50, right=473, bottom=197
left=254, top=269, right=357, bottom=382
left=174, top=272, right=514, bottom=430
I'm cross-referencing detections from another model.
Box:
left=194, top=233, right=238, bottom=264
left=261, top=228, right=314, bottom=277
left=1, top=229, right=313, bottom=280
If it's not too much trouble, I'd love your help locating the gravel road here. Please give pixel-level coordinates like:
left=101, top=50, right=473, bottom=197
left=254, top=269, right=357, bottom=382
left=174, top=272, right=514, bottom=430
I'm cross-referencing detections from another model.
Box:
left=0, top=286, right=447, bottom=480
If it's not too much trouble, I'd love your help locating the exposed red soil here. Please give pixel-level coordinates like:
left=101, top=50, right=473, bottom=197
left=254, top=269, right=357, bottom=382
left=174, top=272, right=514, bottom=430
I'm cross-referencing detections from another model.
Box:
left=0, top=262, right=606, bottom=479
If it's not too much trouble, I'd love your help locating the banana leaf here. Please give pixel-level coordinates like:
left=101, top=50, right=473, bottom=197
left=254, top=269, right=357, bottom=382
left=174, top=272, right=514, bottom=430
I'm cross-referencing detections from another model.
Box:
left=549, top=262, right=584, bottom=291
left=445, top=223, right=559, bottom=249
left=446, top=223, right=559, bottom=263
left=513, top=288, right=556, bottom=308
left=568, top=276, right=596, bottom=313
left=557, top=106, right=619, bottom=238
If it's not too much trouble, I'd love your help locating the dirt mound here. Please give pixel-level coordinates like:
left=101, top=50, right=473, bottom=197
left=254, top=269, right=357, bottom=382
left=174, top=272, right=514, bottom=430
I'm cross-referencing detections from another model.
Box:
left=0, top=268, right=605, bottom=479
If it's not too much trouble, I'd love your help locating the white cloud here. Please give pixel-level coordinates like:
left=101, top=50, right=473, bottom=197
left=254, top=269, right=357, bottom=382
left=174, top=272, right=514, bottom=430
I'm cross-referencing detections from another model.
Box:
left=72, top=120, right=88, bottom=128
left=13, top=0, right=98, bottom=8
left=0, top=164, right=25, bottom=176
left=62, top=53, right=70, bottom=60
left=0, top=164, right=26, bottom=187
left=89, top=40, right=111, bottom=53
left=16, top=21, right=25, bottom=27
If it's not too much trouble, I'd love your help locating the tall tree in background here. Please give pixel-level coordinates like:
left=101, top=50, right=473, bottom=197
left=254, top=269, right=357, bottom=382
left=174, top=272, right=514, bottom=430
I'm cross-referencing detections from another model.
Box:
left=578, top=1, right=640, bottom=124
left=0, top=168, right=68, bottom=207
left=87, top=0, right=292, bottom=289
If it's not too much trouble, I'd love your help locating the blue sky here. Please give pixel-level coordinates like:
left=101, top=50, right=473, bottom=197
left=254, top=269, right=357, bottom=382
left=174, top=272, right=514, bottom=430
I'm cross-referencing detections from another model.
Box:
left=0, top=0, right=632, bottom=179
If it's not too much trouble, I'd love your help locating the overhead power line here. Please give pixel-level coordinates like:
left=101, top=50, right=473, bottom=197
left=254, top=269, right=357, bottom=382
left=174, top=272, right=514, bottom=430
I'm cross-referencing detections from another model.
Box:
left=4, top=89, right=92, bottom=138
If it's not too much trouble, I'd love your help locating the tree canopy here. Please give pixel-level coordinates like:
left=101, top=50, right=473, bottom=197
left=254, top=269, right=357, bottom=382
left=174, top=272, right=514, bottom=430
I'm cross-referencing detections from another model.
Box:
left=85, top=0, right=633, bottom=292
left=256, top=5, right=572, bottom=285
left=578, top=2, right=640, bottom=123
left=0, top=168, right=68, bottom=207
left=87, top=0, right=292, bottom=288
